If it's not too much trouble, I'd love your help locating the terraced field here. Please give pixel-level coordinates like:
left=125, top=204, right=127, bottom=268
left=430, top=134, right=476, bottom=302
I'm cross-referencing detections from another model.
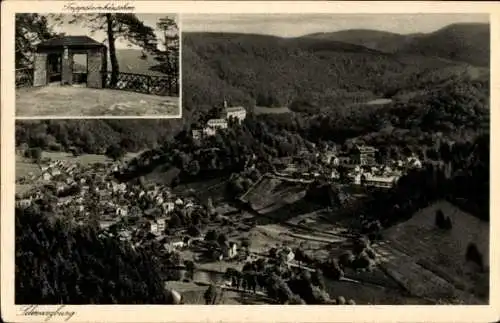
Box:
left=372, top=200, right=489, bottom=303
left=240, top=175, right=307, bottom=214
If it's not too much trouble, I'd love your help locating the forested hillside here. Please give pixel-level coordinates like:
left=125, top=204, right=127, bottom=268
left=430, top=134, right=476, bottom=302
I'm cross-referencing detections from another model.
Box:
left=303, top=23, right=490, bottom=67
left=16, top=206, right=175, bottom=304
left=16, top=119, right=184, bottom=155
left=181, top=25, right=489, bottom=120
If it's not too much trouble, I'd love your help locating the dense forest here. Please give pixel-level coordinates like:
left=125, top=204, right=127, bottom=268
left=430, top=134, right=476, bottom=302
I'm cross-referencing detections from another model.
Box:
left=181, top=23, right=489, bottom=119
left=16, top=119, right=184, bottom=155
left=15, top=206, right=179, bottom=304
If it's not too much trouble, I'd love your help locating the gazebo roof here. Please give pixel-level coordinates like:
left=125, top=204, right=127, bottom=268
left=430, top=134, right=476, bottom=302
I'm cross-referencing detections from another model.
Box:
left=37, top=36, right=106, bottom=51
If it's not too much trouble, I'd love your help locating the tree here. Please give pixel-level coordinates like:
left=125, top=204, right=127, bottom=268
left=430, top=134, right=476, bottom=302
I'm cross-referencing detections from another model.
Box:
left=105, top=144, right=126, bottom=161
left=26, top=147, right=43, bottom=164
left=206, top=197, right=216, bottom=216
left=205, top=230, right=217, bottom=242
left=217, top=233, right=228, bottom=247
left=203, top=284, right=218, bottom=305
left=184, top=260, right=195, bottom=281
left=435, top=209, right=452, bottom=230
left=155, top=17, right=179, bottom=76
left=187, top=160, right=201, bottom=176
left=465, top=242, right=484, bottom=271
left=15, top=14, right=58, bottom=68
left=241, top=238, right=251, bottom=250
left=54, top=14, right=158, bottom=86
left=311, top=269, right=326, bottom=290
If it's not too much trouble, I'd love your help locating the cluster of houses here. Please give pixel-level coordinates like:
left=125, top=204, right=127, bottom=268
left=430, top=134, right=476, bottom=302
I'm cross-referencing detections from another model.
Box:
left=275, top=144, right=423, bottom=189
left=192, top=102, right=247, bottom=139
left=17, top=156, right=249, bottom=264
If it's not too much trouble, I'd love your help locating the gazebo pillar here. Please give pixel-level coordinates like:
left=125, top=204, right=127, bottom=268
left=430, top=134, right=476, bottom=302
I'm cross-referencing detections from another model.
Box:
left=61, top=46, right=73, bottom=85
left=33, top=53, right=47, bottom=86
left=87, top=47, right=104, bottom=88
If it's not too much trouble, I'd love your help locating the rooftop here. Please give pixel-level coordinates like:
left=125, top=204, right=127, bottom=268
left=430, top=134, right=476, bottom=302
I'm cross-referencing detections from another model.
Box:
left=37, top=36, right=106, bottom=50
left=226, top=106, right=246, bottom=112
left=207, top=118, right=227, bottom=125
left=365, top=175, right=398, bottom=183
left=356, top=145, right=378, bottom=153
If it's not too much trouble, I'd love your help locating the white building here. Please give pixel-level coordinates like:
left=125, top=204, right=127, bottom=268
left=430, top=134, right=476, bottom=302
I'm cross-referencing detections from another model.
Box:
left=407, top=155, right=423, bottom=169
left=203, top=119, right=228, bottom=137
left=222, top=242, right=238, bottom=259
left=157, top=218, right=166, bottom=233
left=163, top=201, right=175, bottom=213
left=192, top=129, right=203, bottom=140
left=224, top=103, right=246, bottom=122
left=356, top=173, right=399, bottom=189
left=206, top=118, right=228, bottom=129
left=150, top=222, right=159, bottom=235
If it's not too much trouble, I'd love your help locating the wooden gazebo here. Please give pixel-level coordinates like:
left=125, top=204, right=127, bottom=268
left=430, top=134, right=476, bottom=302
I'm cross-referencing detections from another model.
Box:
left=33, top=35, right=107, bottom=88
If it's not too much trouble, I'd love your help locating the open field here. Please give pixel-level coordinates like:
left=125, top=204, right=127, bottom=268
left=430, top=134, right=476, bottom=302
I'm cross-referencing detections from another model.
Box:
left=166, top=281, right=271, bottom=305
left=16, top=86, right=180, bottom=117
left=253, top=106, right=291, bottom=115
left=364, top=98, right=393, bottom=106
left=240, top=175, right=308, bottom=214
left=372, top=200, right=489, bottom=303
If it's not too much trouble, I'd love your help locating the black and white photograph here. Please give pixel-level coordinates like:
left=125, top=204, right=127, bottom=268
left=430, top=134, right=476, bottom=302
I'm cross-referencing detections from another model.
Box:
left=12, top=10, right=492, bottom=310
left=15, top=13, right=180, bottom=118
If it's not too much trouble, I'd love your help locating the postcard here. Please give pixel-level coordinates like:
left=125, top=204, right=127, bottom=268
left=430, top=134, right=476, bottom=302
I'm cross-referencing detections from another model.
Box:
left=1, top=1, right=499, bottom=322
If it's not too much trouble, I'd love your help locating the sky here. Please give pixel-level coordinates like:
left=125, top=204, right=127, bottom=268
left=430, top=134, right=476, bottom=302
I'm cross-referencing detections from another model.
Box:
left=48, top=14, right=178, bottom=49
left=181, top=13, right=489, bottom=37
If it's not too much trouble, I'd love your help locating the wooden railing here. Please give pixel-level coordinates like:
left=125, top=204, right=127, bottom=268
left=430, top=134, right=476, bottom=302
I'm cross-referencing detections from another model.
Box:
left=102, top=71, right=179, bottom=97
left=15, top=68, right=34, bottom=88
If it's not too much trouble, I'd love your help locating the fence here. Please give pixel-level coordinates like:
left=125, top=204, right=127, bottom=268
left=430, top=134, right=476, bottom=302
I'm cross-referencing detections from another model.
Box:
left=15, top=68, right=179, bottom=97
left=15, top=68, right=34, bottom=88
left=102, top=71, right=179, bottom=97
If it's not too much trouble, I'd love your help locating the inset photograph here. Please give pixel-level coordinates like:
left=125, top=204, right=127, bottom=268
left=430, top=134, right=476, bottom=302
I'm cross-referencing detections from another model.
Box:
left=15, top=13, right=180, bottom=118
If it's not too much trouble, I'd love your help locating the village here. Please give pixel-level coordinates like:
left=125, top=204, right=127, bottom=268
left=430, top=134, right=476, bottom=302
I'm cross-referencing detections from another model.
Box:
left=193, top=102, right=423, bottom=190
left=14, top=111, right=487, bottom=305
left=15, top=102, right=425, bottom=266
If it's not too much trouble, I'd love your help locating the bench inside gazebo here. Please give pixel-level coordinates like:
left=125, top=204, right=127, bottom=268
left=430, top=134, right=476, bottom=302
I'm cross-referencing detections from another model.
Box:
left=33, top=35, right=107, bottom=88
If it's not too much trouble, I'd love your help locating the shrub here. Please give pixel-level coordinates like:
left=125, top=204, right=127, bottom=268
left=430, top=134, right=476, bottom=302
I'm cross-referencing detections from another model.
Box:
left=443, top=216, right=453, bottom=229
left=338, top=251, right=355, bottom=268
left=435, top=209, right=452, bottom=230
left=353, top=235, right=370, bottom=254
left=352, top=254, right=372, bottom=270
left=287, top=294, right=306, bottom=304
left=337, top=296, right=346, bottom=305
left=435, top=209, right=445, bottom=227
left=365, top=247, right=377, bottom=260
left=465, top=242, right=484, bottom=271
